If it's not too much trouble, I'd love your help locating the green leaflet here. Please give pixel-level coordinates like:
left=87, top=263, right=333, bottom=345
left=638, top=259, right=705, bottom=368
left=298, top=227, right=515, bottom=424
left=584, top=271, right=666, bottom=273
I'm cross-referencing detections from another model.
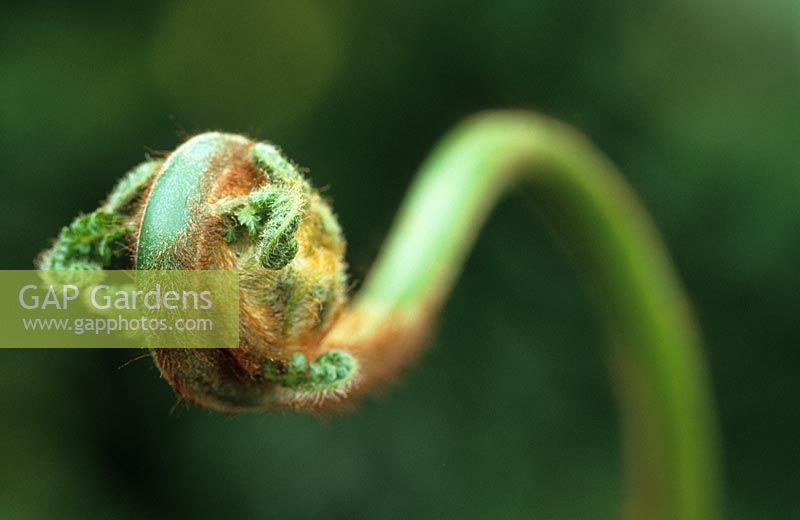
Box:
left=263, top=351, right=357, bottom=392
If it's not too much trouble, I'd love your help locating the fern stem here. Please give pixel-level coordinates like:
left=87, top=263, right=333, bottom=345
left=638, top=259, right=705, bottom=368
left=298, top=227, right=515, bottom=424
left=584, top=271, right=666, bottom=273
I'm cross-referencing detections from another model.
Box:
left=329, top=111, right=720, bottom=520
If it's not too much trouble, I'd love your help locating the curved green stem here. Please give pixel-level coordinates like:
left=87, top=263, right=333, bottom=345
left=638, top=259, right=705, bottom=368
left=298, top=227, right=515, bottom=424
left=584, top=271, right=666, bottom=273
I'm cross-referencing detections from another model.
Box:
left=339, top=111, right=720, bottom=519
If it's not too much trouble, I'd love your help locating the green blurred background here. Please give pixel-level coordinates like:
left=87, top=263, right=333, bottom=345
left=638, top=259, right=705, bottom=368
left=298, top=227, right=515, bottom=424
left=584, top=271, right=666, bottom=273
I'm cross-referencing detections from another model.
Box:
left=0, top=1, right=798, bottom=518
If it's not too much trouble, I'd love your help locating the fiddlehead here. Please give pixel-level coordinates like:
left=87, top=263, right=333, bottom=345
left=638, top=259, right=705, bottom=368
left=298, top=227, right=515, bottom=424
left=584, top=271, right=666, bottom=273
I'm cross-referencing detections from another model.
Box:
left=41, top=133, right=353, bottom=408
left=39, top=111, right=720, bottom=520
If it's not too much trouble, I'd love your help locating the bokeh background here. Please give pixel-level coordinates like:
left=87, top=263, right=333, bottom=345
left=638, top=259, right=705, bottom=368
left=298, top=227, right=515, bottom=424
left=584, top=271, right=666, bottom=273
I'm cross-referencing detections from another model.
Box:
left=1, top=1, right=798, bottom=518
